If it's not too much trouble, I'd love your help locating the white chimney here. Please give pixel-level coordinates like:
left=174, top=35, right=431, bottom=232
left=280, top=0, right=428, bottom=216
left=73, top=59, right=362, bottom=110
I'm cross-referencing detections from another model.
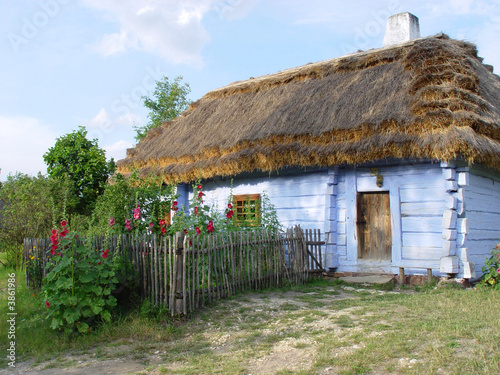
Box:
left=383, top=12, right=420, bottom=47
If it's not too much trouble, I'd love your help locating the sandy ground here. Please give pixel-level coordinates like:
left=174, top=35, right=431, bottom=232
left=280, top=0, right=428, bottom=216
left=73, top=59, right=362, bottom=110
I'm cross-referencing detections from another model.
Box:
left=2, top=285, right=407, bottom=375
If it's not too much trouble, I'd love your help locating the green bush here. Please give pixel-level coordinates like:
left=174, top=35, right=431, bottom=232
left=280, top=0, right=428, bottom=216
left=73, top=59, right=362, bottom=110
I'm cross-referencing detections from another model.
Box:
left=479, top=243, right=500, bottom=289
left=43, top=221, right=119, bottom=333
left=0, top=173, right=69, bottom=269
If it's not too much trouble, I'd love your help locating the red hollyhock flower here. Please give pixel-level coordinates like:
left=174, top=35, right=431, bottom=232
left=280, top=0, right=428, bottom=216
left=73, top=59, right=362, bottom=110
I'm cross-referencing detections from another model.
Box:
left=198, top=191, right=204, bottom=199
left=226, top=210, right=234, bottom=219
left=207, top=220, right=214, bottom=233
left=184, top=229, right=188, bottom=234
left=51, top=229, right=57, bottom=235
left=195, top=227, right=201, bottom=235
left=45, top=301, right=50, bottom=308
left=160, top=219, right=166, bottom=226
left=228, top=203, right=232, bottom=209
left=197, top=184, right=202, bottom=190
left=102, top=248, right=110, bottom=258
left=194, top=207, right=198, bottom=216
left=61, top=220, right=67, bottom=227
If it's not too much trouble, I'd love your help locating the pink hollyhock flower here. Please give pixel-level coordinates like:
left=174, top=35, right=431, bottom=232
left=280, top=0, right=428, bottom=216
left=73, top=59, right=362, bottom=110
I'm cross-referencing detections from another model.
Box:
left=228, top=203, right=232, bottom=209
left=149, top=222, right=154, bottom=228
left=195, top=227, right=201, bottom=235
left=45, top=301, right=50, bottom=308
left=59, top=228, right=68, bottom=238
left=497, top=268, right=500, bottom=274
left=51, top=229, right=57, bottom=235
left=194, top=207, right=198, bottom=216
left=133, top=205, right=141, bottom=220
left=125, top=219, right=132, bottom=231
left=172, top=201, right=178, bottom=211
left=109, top=217, right=115, bottom=227
left=61, top=220, right=67, bottom=227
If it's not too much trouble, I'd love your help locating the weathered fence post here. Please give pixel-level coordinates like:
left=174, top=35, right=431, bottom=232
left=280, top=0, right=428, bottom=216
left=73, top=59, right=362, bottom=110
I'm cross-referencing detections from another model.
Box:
left=172, top=231, right=185, bottom=316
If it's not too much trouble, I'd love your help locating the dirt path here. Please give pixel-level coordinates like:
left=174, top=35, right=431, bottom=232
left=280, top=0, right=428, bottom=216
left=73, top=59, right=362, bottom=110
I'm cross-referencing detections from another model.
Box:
left=3, top=285, right=407, bottom=375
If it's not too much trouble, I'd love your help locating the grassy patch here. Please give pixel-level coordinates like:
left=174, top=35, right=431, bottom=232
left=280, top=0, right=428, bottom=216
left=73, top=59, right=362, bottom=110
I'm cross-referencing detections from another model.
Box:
left=2, top=266, right=500, bottom=375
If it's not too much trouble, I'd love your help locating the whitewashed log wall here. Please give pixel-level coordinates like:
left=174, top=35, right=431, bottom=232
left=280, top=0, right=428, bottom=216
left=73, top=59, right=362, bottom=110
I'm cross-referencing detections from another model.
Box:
left=336, top=162, right=447, bottom=274
left=190, top=171, right=329, bottom=230
left=180, top=161, right=500, bottom=278
left=460, top=166, right=500, bottom=277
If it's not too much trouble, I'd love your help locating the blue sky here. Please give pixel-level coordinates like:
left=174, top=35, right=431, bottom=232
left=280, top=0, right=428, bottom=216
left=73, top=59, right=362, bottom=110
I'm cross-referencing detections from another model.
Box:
left=1, top=0, right=499, bottom=180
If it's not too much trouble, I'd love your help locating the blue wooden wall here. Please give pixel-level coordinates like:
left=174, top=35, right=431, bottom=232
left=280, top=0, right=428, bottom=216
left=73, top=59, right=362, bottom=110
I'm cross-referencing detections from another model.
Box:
left=336, top=162, right=448, bottom=274
left=176, top=161, right=500, bottom=278
left=461, top=166, right=500, bottom=277
left=180, top=169, right=329, bottom=230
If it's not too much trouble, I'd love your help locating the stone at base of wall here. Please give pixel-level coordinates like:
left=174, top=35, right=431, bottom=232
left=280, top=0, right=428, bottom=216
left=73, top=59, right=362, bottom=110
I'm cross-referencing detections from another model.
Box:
left=322, top=271, right=475, bottom=287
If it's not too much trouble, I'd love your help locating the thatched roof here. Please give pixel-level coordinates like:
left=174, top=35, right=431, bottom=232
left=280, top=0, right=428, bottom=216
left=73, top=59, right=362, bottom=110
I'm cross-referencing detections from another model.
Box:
left=117, top=34, right=500, bottom=183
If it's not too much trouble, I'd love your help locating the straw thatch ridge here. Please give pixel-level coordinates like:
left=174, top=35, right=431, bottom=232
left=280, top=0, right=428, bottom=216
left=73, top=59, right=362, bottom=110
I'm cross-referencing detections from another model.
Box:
left=117, top=34, right=500, bottom=183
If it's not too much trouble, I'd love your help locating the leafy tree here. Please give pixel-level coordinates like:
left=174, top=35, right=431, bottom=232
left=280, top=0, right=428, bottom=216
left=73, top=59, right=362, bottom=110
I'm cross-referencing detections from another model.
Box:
left=134, top=76, right=191, bottom=142
left=43, top=127, right=115, bottom=219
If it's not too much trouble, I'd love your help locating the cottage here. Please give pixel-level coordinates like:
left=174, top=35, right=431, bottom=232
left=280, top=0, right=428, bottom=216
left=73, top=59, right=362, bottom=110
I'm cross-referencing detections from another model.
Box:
left=117, top=13, right=500, bottom=279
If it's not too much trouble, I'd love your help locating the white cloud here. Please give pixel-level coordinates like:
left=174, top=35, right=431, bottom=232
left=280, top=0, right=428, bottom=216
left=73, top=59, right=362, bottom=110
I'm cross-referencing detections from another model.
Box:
left=86, top=108, right=112, bottom=129
left=81, top=0, right=215, bottom=65
left=104, top=139, right=134, bottom=162
left=0, top=116, right=57, bottom=179
left=94, top=30, right=133, bottom=57
left=84, top=108, right=143, bottom=131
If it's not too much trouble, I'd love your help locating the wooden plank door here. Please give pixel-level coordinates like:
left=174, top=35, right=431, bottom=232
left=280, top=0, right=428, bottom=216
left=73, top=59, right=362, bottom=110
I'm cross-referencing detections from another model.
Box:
left=356, top=192, right=392, bottom=260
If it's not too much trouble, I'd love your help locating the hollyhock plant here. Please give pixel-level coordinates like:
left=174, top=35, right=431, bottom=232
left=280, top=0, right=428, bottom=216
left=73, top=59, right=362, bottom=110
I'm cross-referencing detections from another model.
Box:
left=109, top=217, right=115, bottom=227
left=42, top=225, right=119, bottom=334
left=480, top=242, right=500, bottom=289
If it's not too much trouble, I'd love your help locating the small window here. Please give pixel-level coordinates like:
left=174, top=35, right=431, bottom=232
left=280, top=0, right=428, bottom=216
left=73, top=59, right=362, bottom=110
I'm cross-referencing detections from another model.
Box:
left=233, top=194, right=261, bottom=226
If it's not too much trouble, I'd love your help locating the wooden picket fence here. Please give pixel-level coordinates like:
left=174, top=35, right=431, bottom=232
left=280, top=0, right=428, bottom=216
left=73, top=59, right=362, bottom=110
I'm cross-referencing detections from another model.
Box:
left=24, top=226, right=324, bottom=316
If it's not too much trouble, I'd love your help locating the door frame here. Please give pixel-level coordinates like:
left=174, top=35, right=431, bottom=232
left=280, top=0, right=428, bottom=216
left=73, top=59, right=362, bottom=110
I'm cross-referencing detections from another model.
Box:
left=345, top=167, right=402, bottom=269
